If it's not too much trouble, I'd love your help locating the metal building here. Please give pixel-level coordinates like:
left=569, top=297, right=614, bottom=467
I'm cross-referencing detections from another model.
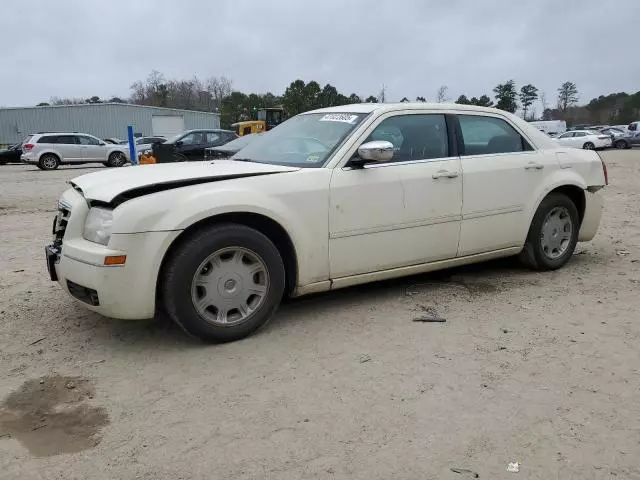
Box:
left=0, top=103, right=220, bottom=145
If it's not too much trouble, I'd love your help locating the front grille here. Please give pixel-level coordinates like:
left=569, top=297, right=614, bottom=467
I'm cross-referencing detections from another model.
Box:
left=53, top=200, right=71, bottom=245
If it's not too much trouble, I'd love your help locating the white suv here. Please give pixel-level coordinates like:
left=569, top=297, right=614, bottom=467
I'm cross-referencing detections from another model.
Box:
left=21, top=133, right=130, bottom=170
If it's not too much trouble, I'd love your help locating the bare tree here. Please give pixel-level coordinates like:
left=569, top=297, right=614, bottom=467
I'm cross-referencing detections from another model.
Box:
left=436, top=85, right=449, bottom=103
left=557, top=81, right=579, bottom=112
left=206, top=76, right=233, bottom=112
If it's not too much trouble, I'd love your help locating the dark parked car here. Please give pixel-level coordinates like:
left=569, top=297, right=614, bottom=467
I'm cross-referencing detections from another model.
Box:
left=0, top=144, right=22, bottom=165
left=152, top=129, right=237, bottom=163
left=204, top=133, right=264, bottom=160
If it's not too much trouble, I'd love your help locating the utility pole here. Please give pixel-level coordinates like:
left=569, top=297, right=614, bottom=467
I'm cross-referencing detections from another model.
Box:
left=378, top=84, right=386, bottom=103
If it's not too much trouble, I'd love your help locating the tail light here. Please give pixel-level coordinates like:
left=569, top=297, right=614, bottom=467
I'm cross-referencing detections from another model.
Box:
left=23, top=143, right=34, bottom=151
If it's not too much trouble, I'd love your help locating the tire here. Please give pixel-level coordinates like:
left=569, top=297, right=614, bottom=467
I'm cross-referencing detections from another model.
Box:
left=582, top=142, right=595, bottom=150
left=162, top=223, right=286, bottom=343
left=107, top=151, right=127, bottom=167
left=38, top=154, right=60, bottom=170
left=519, top=193, right=579, bottom=271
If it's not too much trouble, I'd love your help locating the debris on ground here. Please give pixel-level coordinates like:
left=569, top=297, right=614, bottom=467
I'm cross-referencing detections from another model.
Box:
left=506, top=462, right=520, bottom=473
left=501, top=328, right=509, bottom=334
left=27, top=337, right=46, bottom=347
left=450, top=467, right=479, bottom=477
left=413, top=305, right=447, bottom=323
left=359, top=354, right=371, bottom=364
left=616, top=250, right=631, bottom=256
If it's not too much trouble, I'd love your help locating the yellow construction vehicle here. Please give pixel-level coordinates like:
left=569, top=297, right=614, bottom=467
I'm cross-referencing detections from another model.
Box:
left=232, top=106, right=285, bottom=136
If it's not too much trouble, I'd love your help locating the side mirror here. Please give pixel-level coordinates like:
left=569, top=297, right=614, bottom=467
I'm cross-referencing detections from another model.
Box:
left=99, top=141, right=106, bottom=146
left=175, top=140, right=183, bottom=147
left=355, top=141, right=394, bottom=165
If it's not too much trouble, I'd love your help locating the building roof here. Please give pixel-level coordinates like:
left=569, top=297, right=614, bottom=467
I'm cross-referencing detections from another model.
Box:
left=0, top=102, right=219, bottom=116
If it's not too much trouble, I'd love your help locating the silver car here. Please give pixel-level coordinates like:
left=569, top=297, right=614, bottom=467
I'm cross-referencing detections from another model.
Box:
left=21, top=133, right=130, bottom=170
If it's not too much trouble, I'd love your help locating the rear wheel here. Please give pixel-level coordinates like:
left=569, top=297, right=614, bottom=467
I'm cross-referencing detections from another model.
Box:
left=582, top=142, right=595, bottom=150
left=614, top=140, right=628, bottom=149
left=162, top=224, right=286, bottom=343
left=38, top=154, right=59, bottom=170
left=519, top=193, right=579, bottom=271
left=107, top=151, right=127, bottom=167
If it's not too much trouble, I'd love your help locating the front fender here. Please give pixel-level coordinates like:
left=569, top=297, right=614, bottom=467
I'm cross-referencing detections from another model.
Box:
left=112, top=172, right=332, bottom=286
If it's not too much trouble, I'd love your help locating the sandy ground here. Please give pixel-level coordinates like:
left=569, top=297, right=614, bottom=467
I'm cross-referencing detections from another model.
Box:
left=1, top=152, right=639, bottom=480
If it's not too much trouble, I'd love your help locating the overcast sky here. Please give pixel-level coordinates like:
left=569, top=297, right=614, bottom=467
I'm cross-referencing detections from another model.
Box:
left=3, top=0, right=639, bottom=110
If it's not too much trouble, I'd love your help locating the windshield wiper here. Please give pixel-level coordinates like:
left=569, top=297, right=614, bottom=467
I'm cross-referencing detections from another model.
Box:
left=231, top=157, right=256, bottom=163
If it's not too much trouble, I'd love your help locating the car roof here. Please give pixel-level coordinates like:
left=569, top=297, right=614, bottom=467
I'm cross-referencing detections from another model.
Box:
left=33, top=132, right=93, bottom=136
left=184, top=129, right=235, bottom=133
left=304, top=102, right=503, bottom=115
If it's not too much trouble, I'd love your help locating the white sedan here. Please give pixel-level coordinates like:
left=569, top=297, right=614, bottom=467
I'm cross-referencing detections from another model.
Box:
left=555, top=130, right=612, bottom=150
left=46, top=103, right=607, bottom=342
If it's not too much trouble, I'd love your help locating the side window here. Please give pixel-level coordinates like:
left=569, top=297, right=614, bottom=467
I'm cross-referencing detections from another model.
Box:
left=458, top=115, right=532, bottom=156
left=364, top=114, right=449, bottom=162
left=558, top=132, right=573, bottom=139
left=205, top=132, right=221, bottom=144
left=77, top=136, right=100, bottom=146
left=574, top=132, right=586, bottom=138
left=180, top=132, right=204, bottom=145
left=58, top=136, right=78, bottom=145
left=38, top=136, right=58, bottom=144
left=179, top=133, right=196, bottom=145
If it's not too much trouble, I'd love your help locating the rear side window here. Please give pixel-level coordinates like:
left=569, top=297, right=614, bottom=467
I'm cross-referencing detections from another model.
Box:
left=58, top=136, right=78, bottom=145
left=458, top=115, right=533, bottom=156
left=38, top=135, right=59, bottom=144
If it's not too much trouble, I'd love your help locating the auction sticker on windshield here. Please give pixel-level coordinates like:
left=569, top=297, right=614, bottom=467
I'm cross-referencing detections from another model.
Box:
left=319, top=114, right=360, bottom=124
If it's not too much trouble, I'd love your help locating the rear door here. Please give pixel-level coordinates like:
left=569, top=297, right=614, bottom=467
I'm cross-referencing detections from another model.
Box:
left=456, top=113, right=559, bottom=256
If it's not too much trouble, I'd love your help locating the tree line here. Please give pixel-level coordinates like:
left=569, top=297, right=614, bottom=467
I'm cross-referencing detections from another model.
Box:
left=37, top=71, right=640, bottom=127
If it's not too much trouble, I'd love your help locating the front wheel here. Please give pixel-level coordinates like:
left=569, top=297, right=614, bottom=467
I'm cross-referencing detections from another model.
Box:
left=519, top=193, right=579, bottom=271
left=162, top=224, right=285, bottom=343
left=583, top=142, right=595, bottom=150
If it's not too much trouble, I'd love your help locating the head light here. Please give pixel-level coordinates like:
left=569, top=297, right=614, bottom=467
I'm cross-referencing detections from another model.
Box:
left=83, top=207, right=113, bottom=245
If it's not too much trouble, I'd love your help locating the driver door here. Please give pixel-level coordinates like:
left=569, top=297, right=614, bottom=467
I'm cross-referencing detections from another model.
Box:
left=328, top=112, right=462, bottom=280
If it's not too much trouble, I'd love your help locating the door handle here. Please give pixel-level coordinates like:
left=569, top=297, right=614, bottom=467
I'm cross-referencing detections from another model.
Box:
left=524, top=162, right=544, bottom=170
left=432, top=170, right=459, bottom=179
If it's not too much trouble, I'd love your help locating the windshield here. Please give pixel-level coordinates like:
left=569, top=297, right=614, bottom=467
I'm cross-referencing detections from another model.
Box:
left=230, top=112, right=367, bottom=167
left=219, top=133, right=263, bottom=150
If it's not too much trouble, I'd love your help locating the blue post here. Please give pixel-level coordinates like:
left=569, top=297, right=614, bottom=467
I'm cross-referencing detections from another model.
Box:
left=127, top=125, right=137, bottom=165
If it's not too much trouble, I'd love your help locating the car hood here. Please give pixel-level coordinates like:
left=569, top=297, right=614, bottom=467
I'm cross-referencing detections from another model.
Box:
left=69, top=160, right=299, bottom=204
